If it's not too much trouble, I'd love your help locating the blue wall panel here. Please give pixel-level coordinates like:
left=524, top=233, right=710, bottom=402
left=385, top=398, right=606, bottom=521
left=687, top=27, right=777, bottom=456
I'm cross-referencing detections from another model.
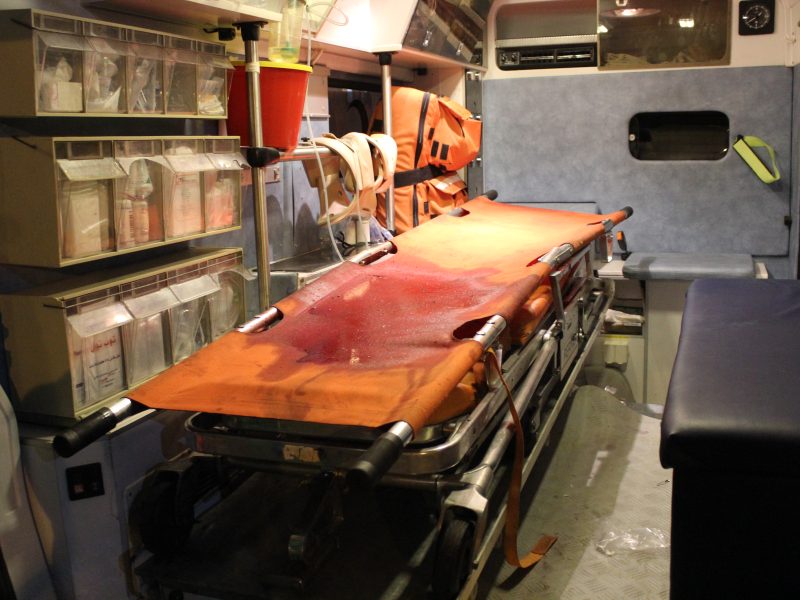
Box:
left=484, top=67, right=794, bottom=274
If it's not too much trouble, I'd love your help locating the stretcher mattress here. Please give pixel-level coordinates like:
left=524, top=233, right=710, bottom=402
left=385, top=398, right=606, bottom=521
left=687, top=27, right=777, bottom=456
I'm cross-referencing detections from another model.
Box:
left=129, top=197, right=629, bottom=434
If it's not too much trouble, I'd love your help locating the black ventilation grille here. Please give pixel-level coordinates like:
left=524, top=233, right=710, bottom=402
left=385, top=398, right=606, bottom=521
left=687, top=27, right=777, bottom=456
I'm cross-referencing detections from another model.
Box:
left=497, top=44, right=597, bottom=70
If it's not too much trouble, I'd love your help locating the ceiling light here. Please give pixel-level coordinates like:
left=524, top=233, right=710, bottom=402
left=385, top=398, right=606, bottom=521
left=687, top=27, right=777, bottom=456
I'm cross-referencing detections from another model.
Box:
left=601, top=7, right=661, bottom=18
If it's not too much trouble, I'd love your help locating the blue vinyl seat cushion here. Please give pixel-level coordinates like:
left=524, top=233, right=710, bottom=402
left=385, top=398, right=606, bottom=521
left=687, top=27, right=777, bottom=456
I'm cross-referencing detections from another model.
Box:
left=661, top=278, right=800, bottom=475
left=623, top=253, right=755, bottom=280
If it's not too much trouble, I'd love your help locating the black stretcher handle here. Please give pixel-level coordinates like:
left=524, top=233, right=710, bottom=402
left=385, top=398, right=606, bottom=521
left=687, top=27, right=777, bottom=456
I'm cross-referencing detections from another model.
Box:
left=347, top=422, right=413, bottom=488
left=53, top=398, right=133, bottom=458
left=621, top=206, right=634, bottom=218
left=484, top=189, right=499, bottom=200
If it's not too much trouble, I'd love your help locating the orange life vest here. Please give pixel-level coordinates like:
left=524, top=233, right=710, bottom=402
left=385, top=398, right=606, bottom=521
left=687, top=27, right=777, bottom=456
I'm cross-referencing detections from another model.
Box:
left=372, top=87, right=482, bottom=233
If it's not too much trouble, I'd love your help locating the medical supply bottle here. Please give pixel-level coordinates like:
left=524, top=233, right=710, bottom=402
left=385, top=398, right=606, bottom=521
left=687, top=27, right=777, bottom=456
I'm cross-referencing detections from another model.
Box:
left=130, top=160, right=153, bottom=243
left=117, top=195, right=134, bottom=248
left=268, top=0, right=304, bottom=63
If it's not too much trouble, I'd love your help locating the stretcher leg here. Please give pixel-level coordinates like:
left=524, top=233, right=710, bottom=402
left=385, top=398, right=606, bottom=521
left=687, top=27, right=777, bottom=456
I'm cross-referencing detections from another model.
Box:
left=287, top=472, right=344, bottom=569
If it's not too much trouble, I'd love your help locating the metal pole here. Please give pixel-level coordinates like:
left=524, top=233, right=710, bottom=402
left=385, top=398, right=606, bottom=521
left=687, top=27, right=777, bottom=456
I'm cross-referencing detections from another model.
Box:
left=241, top=22, right=271, bottom=311
left=378, top=52, right=395, bottom=233
left=278, top=146, right=333, bottom=161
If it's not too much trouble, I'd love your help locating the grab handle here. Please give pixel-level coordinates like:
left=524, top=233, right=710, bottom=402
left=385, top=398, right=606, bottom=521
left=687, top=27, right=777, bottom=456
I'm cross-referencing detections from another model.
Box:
left=53, top=398, right=133, bottom=458
left=347, top=421, right=413, bottom=488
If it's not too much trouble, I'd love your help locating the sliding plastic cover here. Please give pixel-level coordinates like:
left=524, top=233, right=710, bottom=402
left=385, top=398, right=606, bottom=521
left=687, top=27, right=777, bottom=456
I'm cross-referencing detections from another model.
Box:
left=129, top=197, right=630, bottom=433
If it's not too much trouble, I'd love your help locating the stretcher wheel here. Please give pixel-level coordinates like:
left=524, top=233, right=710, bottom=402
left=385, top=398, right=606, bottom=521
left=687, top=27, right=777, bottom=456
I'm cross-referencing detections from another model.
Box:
left=130, top=479, right=194, bottom=556
left=432, top=517, right=475, bottom=599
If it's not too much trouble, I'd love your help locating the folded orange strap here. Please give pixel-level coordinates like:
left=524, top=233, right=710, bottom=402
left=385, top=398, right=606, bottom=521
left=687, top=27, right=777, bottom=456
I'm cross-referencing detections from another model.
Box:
left=489, top=352, right=558, bottom=568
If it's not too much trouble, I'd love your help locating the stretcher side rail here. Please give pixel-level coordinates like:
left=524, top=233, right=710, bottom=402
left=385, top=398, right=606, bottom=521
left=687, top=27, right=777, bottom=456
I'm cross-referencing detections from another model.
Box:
left=349, top=313, right=510, bottom=487
left=188, top=243, right=600, bottom=481
left=456, top=278, right=616, bottom=600
left=238, top=242, right=398, bottom=335
left=187, top=326, right=553, bottom=476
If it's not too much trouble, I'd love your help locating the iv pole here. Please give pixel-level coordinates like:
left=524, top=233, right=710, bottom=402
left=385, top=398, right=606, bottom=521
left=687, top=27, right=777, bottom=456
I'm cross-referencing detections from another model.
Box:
left=239, top=22, right=278, bottom=311
left=377, top=51, right=396, bottom=233
left=236, top=29, right=397, bottom=309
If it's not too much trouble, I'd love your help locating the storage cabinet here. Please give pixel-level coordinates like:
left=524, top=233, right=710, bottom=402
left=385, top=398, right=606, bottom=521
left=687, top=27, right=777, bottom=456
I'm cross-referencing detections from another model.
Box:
left=0, top=10, right=232, bottom=118
left=598, top=0, right=730, bottom=69
left=0, top=248, right=248, bottom=424
left=0, top=136, right=245, bottom=267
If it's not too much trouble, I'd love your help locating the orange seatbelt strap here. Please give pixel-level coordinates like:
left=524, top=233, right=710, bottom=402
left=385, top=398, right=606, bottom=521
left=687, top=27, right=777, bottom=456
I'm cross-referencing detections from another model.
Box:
left=488, top=352, right=558, bottom=568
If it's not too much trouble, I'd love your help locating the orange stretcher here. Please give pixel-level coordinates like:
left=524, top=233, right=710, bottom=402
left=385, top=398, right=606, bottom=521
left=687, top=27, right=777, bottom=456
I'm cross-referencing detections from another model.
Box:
left=117, top=195, right=632, bottom=599
left=129, top=196, right=629, bottom=436
left=49, top=195, right=630, bottom=599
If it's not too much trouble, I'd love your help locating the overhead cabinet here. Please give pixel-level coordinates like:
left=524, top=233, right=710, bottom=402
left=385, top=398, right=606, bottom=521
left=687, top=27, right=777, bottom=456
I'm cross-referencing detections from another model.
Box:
left=598, top=0, right=731, bottom=69
left=493, top=0, right=731, bottom=71
left=314, top=0, right=489, bottom=68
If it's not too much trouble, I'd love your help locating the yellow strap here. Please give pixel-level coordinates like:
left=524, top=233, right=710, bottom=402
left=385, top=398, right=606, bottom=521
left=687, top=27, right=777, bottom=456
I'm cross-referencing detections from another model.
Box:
left=733, top=135, right=781, bottom=184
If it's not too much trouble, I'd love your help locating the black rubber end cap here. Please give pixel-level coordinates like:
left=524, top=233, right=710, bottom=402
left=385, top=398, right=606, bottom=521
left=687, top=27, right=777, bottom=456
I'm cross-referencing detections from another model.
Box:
left=346, top=433, right=404, bottom=490
left=53, top=430, right=81, bottom=458
left=246, top=146, right=281, bottom=168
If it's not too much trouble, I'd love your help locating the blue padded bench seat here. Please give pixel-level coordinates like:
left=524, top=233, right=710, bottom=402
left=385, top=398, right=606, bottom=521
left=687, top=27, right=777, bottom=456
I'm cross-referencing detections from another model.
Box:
left=622, top=252, right=755, bottom=280
left=661, top=279, right=800, bottom=599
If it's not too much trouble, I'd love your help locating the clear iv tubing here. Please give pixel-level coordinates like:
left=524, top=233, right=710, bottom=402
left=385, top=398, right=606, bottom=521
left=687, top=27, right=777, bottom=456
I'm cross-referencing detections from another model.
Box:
left=302, top=1, right=350, bottom=263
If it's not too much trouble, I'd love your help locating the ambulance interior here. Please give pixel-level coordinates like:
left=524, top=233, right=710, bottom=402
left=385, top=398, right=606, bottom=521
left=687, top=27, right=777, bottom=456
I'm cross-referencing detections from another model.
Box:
left=1, top=0, right=799, bottom=599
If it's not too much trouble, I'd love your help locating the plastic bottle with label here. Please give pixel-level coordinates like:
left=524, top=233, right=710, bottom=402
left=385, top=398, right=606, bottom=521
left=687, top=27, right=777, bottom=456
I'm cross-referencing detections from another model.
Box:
left=130, top=159, right=153, bottom=243
left=117, top=196, right=134, bottom=248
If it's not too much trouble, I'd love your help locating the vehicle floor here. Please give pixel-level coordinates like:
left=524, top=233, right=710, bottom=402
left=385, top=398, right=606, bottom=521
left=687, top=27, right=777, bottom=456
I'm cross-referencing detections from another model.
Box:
left=476, top=382, right=671, bottom=600
left=157, top=375, right=671, bottom=600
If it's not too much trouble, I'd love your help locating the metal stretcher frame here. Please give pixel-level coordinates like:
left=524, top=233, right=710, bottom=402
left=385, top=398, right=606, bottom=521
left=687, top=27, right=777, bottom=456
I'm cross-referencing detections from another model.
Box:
left=50, top=197, right=631, bottom=599
left=111, top=198, right=633, bottom=600
left=185, top=240, right=606, bottom=476
left=129, top=244, right=617, bottom=600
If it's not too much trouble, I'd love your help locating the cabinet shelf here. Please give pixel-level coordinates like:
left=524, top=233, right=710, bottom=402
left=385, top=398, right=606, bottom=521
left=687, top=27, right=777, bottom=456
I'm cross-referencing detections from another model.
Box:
left=0, top=247, right=247, bottom=425
left=0, top=135, right=246, bottom=268
left=0, top=9, right=234, bottom=118
left=85, top=0, right=282, bottom=27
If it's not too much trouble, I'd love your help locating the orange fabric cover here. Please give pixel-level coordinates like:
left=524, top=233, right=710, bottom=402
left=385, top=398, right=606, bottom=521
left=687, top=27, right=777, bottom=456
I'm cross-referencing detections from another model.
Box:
left=510, top=285, right=553, bottom=347
left=129, top=198, right=629, bottom=434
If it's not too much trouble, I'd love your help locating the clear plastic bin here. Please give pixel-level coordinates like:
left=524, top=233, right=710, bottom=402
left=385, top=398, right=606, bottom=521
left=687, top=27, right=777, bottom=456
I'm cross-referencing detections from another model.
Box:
left=197, top=53, right=232, bottom=116
left=115, top=140, right=166, bottom=249
left=208, top=269, right=245, bottom=339
left=204, top=147, right=244, bottom=231
left=66, top=299, right=132, bottom=411
left=122, top=286, right=179, bottom=384
left=35, top=31, right=88, bottom=113
left=127, top=43, right=164, bottom=113
left=84, top=36, right=129, bottom=113
left=56, top=140, right=126, bottom=259
left=163, top=140, right=213, bottom=238
left=168, top=274, right=220, bottom=363
left=164, top=39, right=198, bottom=114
